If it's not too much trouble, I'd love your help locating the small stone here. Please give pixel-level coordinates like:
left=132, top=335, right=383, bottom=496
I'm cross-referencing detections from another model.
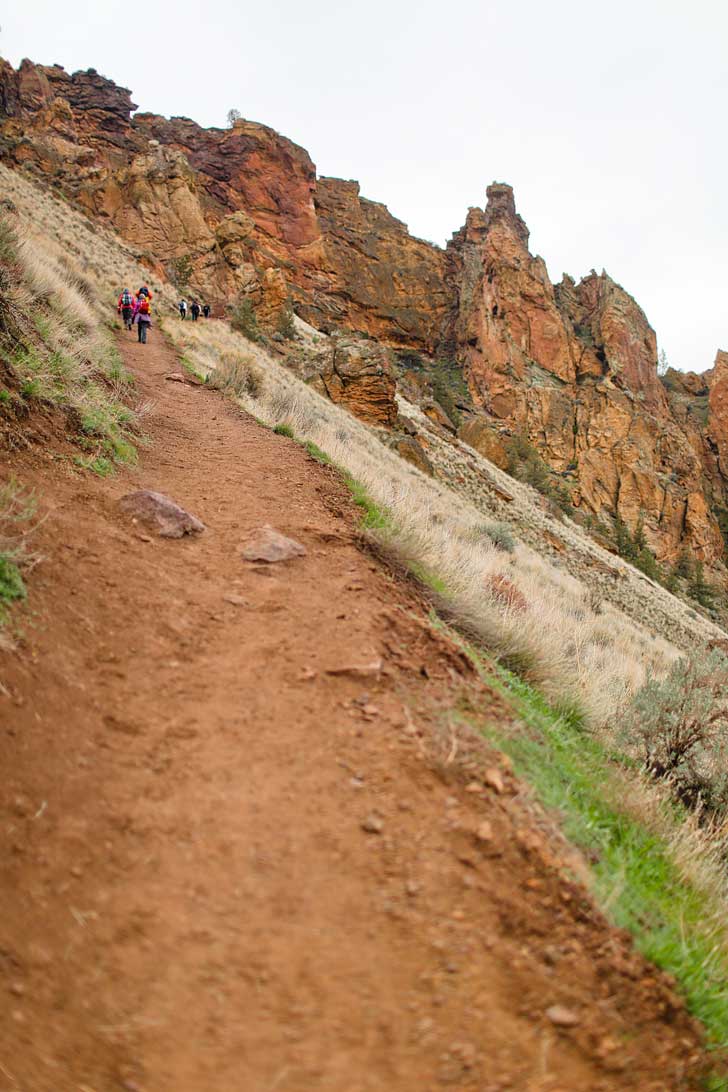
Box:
left=298, top=667, right=317, bottom=681
left=164, top=372, right=187, bottom=383
left=361, top=814, right=384, bottom=834
left=475, top=820, right=493, bottom=843
left=241, top=525, right=306, bottom=563
left=9, top=982, right=24, bottom=996
left=465, top=781, right=483, bottom=793
left=484, top=767, right=505, bottom=794
left=546, top=1004, right=580, bottom=1027
left=326, top=659, right=383, bottom=679
left=405, top=880, right=420, bottom=897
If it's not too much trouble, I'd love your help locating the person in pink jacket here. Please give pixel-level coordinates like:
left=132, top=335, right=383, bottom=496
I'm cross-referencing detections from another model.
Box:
left=133, top=296, right=153, bottom=344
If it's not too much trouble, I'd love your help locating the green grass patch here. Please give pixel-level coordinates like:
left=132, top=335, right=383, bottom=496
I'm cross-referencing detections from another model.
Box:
left=0, top=553, right=25, bottom=616
left=304, top=440, right=334, bottom=466
left=73, top=454, right=115, bottom=478
left=273, top=423, right=295, bottom=438
left=464, top=652, right=728, bottom=1062
left=343, top=475, right=392, bottom=532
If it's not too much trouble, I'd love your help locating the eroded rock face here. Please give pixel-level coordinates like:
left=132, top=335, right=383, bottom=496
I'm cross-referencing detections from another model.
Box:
left=445, top=183, right=726, bottom=564
left=0, top=58, right=445, bottom=351
left=315, top=337, right=398, bottom=427
left=2, top=57, right=727, bottom=567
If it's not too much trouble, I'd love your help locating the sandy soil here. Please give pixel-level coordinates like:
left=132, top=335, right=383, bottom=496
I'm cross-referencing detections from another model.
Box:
left=0, top=327, right=709, bottom=1090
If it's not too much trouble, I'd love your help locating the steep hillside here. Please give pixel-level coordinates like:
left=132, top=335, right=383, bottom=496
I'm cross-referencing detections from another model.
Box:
left=1, top=56, right=726, bottom=580
left=4, top=155, right=728, bottom=1086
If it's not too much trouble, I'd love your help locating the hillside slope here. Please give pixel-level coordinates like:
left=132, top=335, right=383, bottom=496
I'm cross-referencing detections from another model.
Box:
left=1, top=56, right=727, bottom=574
left=0, top=274, right=713, bottom=1092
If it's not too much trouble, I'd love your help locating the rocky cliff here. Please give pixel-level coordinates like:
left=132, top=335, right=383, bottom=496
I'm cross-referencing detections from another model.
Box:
left=0, top=58, right=445, bottom=351
left=444, top=183, right=726, bottom=564
left=1, top=57, right=725, bottom=569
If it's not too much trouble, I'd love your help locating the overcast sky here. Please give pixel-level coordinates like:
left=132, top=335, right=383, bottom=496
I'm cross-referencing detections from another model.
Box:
left=3, top=0, right=726, bottom=371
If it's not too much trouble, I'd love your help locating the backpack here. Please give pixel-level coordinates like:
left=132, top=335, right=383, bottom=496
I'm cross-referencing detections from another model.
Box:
left=121, top=290, right=132, bottom=307
left=139, top=299, right=150, bottom=315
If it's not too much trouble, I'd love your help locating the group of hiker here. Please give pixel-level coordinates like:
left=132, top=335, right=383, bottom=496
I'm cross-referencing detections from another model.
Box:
left=178, top=299, right=210, bottom=321
left=116, top=287, right=213, bottom=344
left=116, top=286, right=153, bottom=343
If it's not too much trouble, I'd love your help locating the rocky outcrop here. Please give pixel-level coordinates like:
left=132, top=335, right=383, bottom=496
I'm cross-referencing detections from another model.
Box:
left=316, top=337, right=398, bottom=427
left=1, top=57, right=726, bottom=568
left=445, top=183, right=725, bottom=565
left=0, top=57, right=445, bottom=351
left=312, top=178, right=448, bottom=350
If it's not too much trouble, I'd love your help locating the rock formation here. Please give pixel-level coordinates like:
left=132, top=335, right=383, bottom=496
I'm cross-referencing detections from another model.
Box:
left=1, top=56, right=726, bottom=568
left=445, top=184, right=726, bottom=565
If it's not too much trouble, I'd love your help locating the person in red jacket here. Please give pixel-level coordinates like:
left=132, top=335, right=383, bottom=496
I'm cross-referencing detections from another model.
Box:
left=117, top=287, right=134, bottom=330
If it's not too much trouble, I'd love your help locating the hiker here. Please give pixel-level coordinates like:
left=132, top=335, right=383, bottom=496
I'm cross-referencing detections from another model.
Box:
left=190, top=300, right=200, bottom=322
left=134, top=294, right=152, bottom=344
left=136, top=285, right=153, bottom=302
left=202, top=303, right=211, bottom=319
left=178, top=298, right=188, bottom=320
left=117, top=287, right=134, bottom=330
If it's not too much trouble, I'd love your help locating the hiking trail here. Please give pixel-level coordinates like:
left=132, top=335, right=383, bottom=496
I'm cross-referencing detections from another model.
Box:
left=0, top=328, right=707, bottom=1091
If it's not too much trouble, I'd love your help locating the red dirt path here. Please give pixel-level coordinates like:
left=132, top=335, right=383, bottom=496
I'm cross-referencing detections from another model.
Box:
left=0, top=328, right=709, bottom=1090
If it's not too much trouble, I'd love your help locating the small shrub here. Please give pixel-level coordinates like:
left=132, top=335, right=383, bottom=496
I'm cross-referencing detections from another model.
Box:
left=273, top=423, right=294, bottom=438
left=618, top=647, right=728, bottom=813
left=474, top=520, right=515, bottom=553
left=229, top=296, right=260, bottom=342
left=505, top=434, right=573, bottom=514
left=688, top=561, right=715, bottom=608
left=206, top=352, right=264, bottom=400
left=276, top=304, right=295, bottom=340
left=674, top=546, right=694, bottom=580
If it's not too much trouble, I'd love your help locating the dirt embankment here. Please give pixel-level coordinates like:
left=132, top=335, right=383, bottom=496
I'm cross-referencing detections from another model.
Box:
left=0, top=328, right=709, bottom=1091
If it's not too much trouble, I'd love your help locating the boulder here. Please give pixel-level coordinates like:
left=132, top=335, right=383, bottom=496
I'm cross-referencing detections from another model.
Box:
left=317, top=336, right=398, bottom=427
left=394, top=436, right=434, bottom=476
left=118, top=490, right=205, bottom=538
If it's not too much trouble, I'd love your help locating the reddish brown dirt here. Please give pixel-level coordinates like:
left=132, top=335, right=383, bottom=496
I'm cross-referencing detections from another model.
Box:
left=0, top=328, right=710, bottom=1091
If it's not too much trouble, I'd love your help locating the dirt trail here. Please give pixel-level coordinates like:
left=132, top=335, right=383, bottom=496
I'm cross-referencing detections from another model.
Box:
left=0, top=327, right=708, bottom=1091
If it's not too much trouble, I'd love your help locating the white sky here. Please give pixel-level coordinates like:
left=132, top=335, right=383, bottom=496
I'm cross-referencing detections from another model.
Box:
left=3, top=0, right=726, bottom=371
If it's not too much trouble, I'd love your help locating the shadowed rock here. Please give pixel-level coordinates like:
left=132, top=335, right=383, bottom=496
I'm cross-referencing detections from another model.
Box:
left=119, top=490, right=205, bottom=538
left=241, top=525, right=306, bottom=563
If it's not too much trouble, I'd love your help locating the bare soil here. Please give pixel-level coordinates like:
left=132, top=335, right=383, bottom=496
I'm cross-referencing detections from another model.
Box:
left=0, top=328, right=710, bottom=1090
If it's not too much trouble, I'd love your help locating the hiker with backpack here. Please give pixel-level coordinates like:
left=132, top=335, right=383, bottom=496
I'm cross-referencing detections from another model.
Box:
left=190, top=300, right=200, bottom=322
left=178, top=299, right=188, bottom=320
left=134, top=294, right=152, bottom=344
left=117, top=288, right=134, bottom=330
left=136, top=285, right=153, bottom=302
left=202, top=304, right=211, bottom=319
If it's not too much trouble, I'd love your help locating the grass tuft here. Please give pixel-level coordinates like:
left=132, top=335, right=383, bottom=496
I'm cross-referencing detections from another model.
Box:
left=465, top=651, right=728, bottom=1058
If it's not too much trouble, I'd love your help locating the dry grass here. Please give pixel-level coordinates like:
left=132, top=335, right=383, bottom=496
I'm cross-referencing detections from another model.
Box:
left=163, top=313, right=689, bottom=726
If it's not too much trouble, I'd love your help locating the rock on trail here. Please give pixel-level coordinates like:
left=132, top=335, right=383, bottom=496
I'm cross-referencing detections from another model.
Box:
left=240, top=524, right=307, bottom=563
left=119, top=489, right=205, bottom=538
